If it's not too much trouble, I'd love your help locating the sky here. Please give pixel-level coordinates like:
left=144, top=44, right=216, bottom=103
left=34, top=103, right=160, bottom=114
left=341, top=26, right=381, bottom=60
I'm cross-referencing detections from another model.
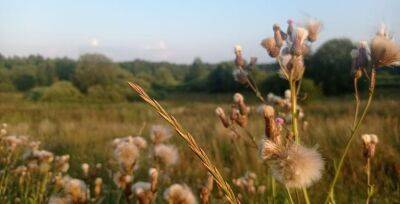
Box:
left=0, top=0, right=399, bottom=63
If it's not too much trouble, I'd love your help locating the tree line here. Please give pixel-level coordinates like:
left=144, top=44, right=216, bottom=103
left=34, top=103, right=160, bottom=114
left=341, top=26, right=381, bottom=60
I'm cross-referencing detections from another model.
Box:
left=0, top=38, right=398, bottom=102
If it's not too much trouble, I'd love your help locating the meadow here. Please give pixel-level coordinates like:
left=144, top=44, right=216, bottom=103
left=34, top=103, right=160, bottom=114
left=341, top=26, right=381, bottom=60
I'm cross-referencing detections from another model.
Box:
left=0, top=90, right=399, bottom=203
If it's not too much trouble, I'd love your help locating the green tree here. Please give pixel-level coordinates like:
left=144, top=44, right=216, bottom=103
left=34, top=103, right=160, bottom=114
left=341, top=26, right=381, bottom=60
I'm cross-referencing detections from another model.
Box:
left=305, top=38, right=355, bottom=95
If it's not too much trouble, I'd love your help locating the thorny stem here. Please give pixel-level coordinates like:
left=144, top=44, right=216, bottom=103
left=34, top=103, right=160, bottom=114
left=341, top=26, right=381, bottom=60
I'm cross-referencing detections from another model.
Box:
left=290, top=80, right=299, bottom=143
left=324, top=70, right=376, bottom=204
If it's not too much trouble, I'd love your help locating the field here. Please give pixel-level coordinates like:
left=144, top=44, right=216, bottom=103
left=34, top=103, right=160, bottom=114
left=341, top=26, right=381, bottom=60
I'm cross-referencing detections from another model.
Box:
left=0, top=90, right=399, bottom=203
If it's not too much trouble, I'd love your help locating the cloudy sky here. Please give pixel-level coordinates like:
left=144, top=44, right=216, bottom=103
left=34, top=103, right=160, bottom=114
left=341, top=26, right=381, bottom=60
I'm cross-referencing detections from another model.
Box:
left=0, top=0, right=399, bottom=63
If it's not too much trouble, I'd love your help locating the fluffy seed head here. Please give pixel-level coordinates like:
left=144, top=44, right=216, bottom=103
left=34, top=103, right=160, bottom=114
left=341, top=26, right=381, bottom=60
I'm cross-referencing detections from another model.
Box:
left=81, top=163, right=89, bottom=177
left=261, top=37, right=280, bottom=58
left=150, top=125, right=172, bottom=144
left=370, top=36, right=400, bottom=67
left=232, top=69, right=248, bottom=84
left=270, top=144, right=324, bottom=188
left=154, top=144, right=179, bottom=166
left=131, top=136, right=148, bottom=149
left=233, top=93, right=244, bottom=104
left=64, top=178, right=88, bottom=203
left=306, top=20, right=321, bottom=42
left=163, top=184, right=197, bottom=204
left=114, top=142, right=139, bottom=172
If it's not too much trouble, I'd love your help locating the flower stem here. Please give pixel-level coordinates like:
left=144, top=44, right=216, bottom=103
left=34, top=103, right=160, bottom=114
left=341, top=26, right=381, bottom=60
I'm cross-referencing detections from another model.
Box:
left=324, top=71, right=376, bottom=204
left=286, top=186, right=295, bottom=204
left=290, top=80, right=299, bottom=143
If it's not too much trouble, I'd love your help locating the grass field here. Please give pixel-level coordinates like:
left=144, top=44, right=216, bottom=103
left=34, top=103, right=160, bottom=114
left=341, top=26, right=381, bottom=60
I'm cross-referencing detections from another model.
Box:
left=0, top=90, right=399, bottom=203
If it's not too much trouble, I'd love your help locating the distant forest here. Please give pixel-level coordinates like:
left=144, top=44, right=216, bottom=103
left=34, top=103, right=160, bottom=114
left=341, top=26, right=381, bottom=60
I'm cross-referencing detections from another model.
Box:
left=0, top=38, right=399, bottom=102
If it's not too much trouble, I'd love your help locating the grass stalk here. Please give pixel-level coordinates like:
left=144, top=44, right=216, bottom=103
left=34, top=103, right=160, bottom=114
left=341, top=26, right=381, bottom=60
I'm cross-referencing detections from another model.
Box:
left=128, top=82, right=238, bottom=204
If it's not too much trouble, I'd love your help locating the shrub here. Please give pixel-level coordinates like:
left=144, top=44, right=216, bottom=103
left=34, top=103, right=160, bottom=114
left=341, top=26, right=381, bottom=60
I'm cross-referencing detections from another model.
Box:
left=40, top=81, right=82, bottom=102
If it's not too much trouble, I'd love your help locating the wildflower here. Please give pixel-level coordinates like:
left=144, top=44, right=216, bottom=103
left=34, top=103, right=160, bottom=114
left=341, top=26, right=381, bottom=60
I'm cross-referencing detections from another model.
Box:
left=292, top=27, right=309, bottom=56
left=306, top=20, right=321, bottom=42
left=261, top=37, right=280, bottom=58
left=154, top=144, right=179, bottom=166
left=164, top=184, right=197, bottom=204
left=273, top=24, right=286, bottom=48
left=263, top=105, right=280, bottom=143
left=113, top=171, right=133, bottom=189
left=234, top=45, right=245, bottom=68
left=131, top=136, right=148, bottom=149
left=351, top=41, right=370, bottom=77
left=376, top=23, right=390, bottom=38
left=361, top=134, right=379, bottom=158
left=264, top=143, right=324, bottom=188
left=150, top=125, right=172, bottom=144
left=370, top=35, right=400, bottom=68
left=232, top=69, right=248, bottom=84
left=215, top=107, right=230, bottom=128
left=200, top=173, right=214, bottom=204
left=81, top=163, right=90, bottom=177
left=284, top=89, right=291, bottom=100
left=230, top=107, right=248, bottom=127
left=3, top=135, right=27, bottom=151
left=94, top=178, right=103, bottom=198
left=64, top=178, right=88, bottom=203
left=55, top=155, right=70, bottom=173
left=233, top=93, right=249, bottom=116
left=233, top=171, right=257, bottom=194
left=286, top=19, right=295, bottom=44
left=131, top=168, right=158, bottom=204
left=114, top=142, right=139, bottom=172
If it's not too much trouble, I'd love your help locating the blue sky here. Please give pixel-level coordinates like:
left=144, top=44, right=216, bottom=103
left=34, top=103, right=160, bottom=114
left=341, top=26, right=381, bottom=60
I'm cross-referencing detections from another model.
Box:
left=0, top=0, right=399, bottom=63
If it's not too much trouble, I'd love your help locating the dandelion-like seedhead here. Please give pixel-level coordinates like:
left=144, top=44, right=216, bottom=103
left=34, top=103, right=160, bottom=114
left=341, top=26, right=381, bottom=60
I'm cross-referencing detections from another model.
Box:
left=154, top=144, right=179, bottom=166
left=268, top=143, right=324, bottom=188
left=361, top=134, right=379, bottom=158
left=150, top=125, right=172, bottom=144
left=164, top=184, right=197, bottom=204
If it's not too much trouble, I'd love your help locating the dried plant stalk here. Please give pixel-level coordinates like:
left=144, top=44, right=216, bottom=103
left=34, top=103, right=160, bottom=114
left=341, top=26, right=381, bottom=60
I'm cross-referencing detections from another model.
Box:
left=128, top=82, right=238, bottom=204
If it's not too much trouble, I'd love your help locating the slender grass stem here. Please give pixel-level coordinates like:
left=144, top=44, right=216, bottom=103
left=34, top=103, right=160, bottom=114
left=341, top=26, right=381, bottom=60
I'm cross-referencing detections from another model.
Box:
left=286, top=186, right=295, bottom=204
left=324, top=71, right=376, bottom=204
left=303, top=188, right=311, bottom=204
left=353, top=77, right=360, bottom=127
left=129, top=82, right=238, bottom=204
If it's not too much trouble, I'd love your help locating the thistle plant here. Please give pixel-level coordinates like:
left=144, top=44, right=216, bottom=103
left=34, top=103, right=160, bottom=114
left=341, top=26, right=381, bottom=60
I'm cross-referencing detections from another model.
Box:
left=324, top=24, right=400, bottom=204
left=361, top=134, right=378, bottom=203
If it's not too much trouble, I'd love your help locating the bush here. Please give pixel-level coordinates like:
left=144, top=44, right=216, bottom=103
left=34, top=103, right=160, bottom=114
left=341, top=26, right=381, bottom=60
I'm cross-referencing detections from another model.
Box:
left=87, top=85, right=127, bottom=102
left=300, top=78, right=323, bottom=102
left=25, top=87, right=46, bottom=101
left=40, top=81, right=82, bottom=102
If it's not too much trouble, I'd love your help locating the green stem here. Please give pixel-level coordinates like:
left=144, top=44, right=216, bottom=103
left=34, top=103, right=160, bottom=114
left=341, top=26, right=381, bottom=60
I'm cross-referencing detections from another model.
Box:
left=303, top=188, right=311, bottom=204
left=324, top=83, right=375, bottom=204
left=286, top=187, right=295, bottom=204
left=353, top=77, right=360, bottom=127
left=290, top=80, right=299, bottom=143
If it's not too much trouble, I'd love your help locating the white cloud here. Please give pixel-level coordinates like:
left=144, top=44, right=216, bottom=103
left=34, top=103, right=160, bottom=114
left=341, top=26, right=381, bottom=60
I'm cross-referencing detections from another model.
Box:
left=144, top=40, right=168, bottom=51
left=89, top=38, right=99, bottom=47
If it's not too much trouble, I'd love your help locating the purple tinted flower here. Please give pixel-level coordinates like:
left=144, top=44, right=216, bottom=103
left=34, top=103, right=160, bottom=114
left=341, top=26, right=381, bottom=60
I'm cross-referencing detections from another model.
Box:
left=275, top=117, right=285, bottom=125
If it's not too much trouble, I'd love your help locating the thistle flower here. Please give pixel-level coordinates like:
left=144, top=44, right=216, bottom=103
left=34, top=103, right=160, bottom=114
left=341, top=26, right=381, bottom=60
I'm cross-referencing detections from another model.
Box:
left=55, top=155, right=70, bottom=173
left=154, top=144, right=179, bottom=166
left=261, top=37, right=280, bottom=58
left=233, top=171, right=257, bottom=194
left=284, top=89, right=291, bottom=100
left=131, top=136, right=148, bottom=149
left=164, top=184, right=197, bottom=204
left=370, top=35, right=400, bottom=68
left=94, top=177, right=103, bottom=198
left=233, top=93, right=249, bottom=116
left=215, top=107, right=230, bottom=128
left=149, top=168, right=158, bottom=192
left=273, top=24, right=286, bottom=48
left=306, top=20, right=321, bottom=42
left=230, top=107, right=248, bottom=127
left=150, top=125, right=172, bottom=144
left=234, top=45, right=245, bottom=68
left=114, top=142, right=139, bottom=172
left=292, top=27, right=309, bottom=56
left=361, top=134, right=379, bottom=158
left=113, top=171, right=133, bottom=189
left=81, top=163, right=90, bottom=177
left=262, top=105, right=280, bottom=144
left=376, top=23, right=390, bottom=38
left=351, top=41, right=370, bottom=76
left=64, top=178, right=88, bottom=203
left=267, top=143, right=324, bottom=188
left=200, top=173, right=214, bottom=204
left=3, top=135, right=28, bottom=151
left=286, top=19, right=295, bottom=43
left=232, top=69, right=248, bottom=84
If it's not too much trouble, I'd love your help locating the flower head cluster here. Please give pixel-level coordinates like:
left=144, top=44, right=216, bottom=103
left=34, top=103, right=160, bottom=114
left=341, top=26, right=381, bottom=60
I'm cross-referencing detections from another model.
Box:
left=232, top=45, right=257, bottom=84
left=131, top=168, right=159, bottom=204
left=261, top=19, right=321, bottom=81
left=215, top=93, right=250, bottom=132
